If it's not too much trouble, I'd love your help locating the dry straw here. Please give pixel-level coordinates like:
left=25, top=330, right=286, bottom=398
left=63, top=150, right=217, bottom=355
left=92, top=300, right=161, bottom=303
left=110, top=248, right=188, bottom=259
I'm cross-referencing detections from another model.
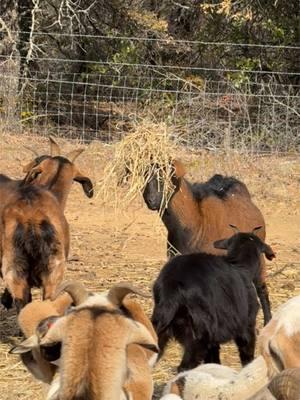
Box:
left=97, top=119, right=177, bottom=210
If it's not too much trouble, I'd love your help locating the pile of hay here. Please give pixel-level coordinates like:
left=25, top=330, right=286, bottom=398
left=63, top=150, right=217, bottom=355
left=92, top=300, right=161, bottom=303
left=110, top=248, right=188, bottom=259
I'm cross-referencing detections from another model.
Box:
left=97, top=120, right=178, bottom=209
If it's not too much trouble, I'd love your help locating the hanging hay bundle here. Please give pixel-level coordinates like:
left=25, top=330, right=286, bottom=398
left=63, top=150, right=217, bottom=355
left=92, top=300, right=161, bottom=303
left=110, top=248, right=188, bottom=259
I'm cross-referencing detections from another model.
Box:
left=97, top=119, right=178, bottom=209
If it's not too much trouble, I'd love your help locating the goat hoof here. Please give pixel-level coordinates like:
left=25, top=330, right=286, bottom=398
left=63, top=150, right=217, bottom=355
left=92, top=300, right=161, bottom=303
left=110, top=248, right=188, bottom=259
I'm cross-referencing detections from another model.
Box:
left=1, top=289, right=13, bottom=309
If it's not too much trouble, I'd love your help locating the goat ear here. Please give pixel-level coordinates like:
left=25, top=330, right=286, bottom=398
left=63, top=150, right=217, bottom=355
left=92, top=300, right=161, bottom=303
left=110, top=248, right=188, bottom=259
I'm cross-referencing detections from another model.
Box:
left=23, top=160, right=36, bottom=173
left=74, top=173, right=94, bottom=198
left=263, top=244, right=276, bottom=261
left=67, top=148, right=85, bottom=162
left=172, top=160, right=186, bottom=178
left=9, top=335, right=39, bottom=354
left=49, top=136, right=61, bottom=156
left=214, top=238, right=229, bottom=250
left=23, top=166, right=42, bottom=183
left=127, top=319, right=158, bottom=350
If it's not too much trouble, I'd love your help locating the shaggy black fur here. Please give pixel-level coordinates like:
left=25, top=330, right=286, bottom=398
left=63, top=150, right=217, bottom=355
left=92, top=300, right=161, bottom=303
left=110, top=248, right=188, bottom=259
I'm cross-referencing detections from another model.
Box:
left=13, top=219, right=58, bottom=289
left=191, top=174, right=249, bottom=200
left=152, top=231, right=275, bottom=372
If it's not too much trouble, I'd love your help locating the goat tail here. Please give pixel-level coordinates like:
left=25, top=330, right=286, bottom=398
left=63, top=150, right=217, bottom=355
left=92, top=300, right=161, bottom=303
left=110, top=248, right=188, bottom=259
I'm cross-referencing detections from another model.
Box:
left=15, top=219, right=57, bottom=259
left=12, top=218, right=58, bottom=280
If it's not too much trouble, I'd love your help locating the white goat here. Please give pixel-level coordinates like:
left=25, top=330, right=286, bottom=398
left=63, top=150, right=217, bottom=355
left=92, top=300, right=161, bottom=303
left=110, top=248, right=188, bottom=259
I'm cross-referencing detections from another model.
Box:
left=161, top=359, right=300, bottom=400
left=161, top=356, right=269, bottom=400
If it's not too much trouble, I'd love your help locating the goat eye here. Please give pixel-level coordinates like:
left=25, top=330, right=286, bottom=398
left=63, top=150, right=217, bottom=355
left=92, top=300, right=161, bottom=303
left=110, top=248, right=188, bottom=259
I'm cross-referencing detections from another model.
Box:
left=249, top=237, right=254, bottom=241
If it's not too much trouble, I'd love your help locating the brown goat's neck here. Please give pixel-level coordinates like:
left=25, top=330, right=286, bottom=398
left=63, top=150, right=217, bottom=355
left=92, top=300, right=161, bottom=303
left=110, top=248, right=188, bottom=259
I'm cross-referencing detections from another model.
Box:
left=163, top=178, right=203, bottom=252
left=49, top=171, right=73, bottom=210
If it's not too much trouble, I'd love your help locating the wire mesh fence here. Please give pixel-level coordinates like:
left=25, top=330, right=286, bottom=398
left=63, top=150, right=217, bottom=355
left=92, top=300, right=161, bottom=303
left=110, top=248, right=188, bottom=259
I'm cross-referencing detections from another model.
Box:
left=0, top=34, right=299, bottom=153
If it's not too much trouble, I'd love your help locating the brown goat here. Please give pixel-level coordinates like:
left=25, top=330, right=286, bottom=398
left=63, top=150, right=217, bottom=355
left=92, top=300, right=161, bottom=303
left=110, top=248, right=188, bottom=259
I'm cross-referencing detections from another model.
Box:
left=23, top=136, right=93, bottom=210
left=143, top=159, right=271, bottom=325
left=0, top=147, right=54, bottom=308
left=0, top=137, right=93, bottom=310
left=1, top=187, right=69, bottom=310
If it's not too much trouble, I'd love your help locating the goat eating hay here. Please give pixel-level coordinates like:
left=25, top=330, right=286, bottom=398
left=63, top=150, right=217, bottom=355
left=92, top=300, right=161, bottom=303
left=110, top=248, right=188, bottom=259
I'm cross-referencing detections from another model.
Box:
left=97, top=120, right=178, bottom=209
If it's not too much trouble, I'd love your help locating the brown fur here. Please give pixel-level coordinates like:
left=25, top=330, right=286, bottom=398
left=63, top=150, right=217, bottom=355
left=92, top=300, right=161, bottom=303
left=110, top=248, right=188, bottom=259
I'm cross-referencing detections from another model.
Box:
left=18, top=293, right=73, bottom=337
left=274, top=330, right=300, bottom=369
left=1, top=188, right=68, bottom=306
left=258, top=296, right=300, bottom=379
left=0, top=138, right=92, bottom=309
left=170, top=163, right=267, bottom=283
left=259, top=326, right=300, bottom=378
left=13, top=288, right=157, bottom=400
left=13, top=293, right=73, bottom=384
left=23, top=136, right=92, bottom=208
left=41, top=307, right=157, bottom=400
left=258, top=318, right=279, bottom=377
left=123, top=298, right=158, bottom=400
left=1, top=190, right=67, bottom=305
left=24, top=157, right=92, bottom=211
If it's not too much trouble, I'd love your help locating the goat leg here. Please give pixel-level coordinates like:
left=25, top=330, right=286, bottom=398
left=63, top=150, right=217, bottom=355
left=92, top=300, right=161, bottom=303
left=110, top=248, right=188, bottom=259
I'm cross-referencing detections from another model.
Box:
left=178, top=339, right=208, bottom=372
left=256, top=283, right=272, bottom=325
left=41, top=256, right=65, bottom=300
left=204, top=345, right=221, bottom=364
left=3, top=270, right=31, bottom=313
left=235, top=329, right=256, bottom=366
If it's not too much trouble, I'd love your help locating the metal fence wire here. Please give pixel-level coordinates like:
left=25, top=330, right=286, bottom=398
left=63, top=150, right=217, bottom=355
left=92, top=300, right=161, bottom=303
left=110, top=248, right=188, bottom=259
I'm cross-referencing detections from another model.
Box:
left=0, top=34, right=299, bottom=153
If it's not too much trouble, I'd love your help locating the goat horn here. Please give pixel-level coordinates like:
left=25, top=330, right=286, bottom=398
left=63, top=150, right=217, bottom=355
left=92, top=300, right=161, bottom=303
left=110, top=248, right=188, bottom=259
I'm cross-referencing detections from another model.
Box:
left=229, top=224, right=240, bottom=233
left=23, top=145, right=39, bottom=157
left=268, top=368, right=300, bottom=399
left=52, top=281, right=89, bottom=306
left=49, top=136, right=61, bottom=156
left=107, top=282, right=151, bottom=306
left=66, top=148, right=85, bottom=163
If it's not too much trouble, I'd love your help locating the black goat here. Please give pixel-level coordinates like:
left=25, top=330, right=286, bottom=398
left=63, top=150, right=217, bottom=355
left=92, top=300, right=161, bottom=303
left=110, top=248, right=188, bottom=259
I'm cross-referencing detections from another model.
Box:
left=152, top=228, right=275, bottom=372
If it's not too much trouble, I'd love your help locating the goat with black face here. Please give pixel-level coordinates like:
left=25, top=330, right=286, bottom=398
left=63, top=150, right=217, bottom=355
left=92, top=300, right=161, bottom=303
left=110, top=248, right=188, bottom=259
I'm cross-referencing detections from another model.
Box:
left=152, top=227, right=275, bottom=372
left=143, top=159, right=272, bottom=331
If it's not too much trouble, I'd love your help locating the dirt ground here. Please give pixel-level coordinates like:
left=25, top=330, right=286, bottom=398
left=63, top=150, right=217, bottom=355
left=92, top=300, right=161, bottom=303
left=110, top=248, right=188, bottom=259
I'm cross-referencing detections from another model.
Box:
left=0, top=133, right=299, bottom=399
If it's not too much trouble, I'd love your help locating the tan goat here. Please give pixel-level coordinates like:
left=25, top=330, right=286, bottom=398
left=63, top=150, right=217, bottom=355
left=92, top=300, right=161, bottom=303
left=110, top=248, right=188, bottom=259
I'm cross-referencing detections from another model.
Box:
left=11, top=292, right=73, bottom=384
left=11, top=282, right=158, bottom=400
left=258, top=295, right=300, bottom=379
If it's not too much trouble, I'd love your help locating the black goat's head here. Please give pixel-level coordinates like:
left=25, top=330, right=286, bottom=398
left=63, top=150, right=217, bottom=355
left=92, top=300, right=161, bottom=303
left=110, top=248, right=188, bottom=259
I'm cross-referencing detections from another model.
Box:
left=214, top=226, right=276, bottom=261
left=143, top=159, right=186, bottom=211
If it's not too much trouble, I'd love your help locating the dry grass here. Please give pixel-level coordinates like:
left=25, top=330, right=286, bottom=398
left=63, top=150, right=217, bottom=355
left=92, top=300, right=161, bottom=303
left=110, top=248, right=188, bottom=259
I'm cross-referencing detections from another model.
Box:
left=0, top=131, right=299, bottom=399
left=97, top=119, right=177, bottom=210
